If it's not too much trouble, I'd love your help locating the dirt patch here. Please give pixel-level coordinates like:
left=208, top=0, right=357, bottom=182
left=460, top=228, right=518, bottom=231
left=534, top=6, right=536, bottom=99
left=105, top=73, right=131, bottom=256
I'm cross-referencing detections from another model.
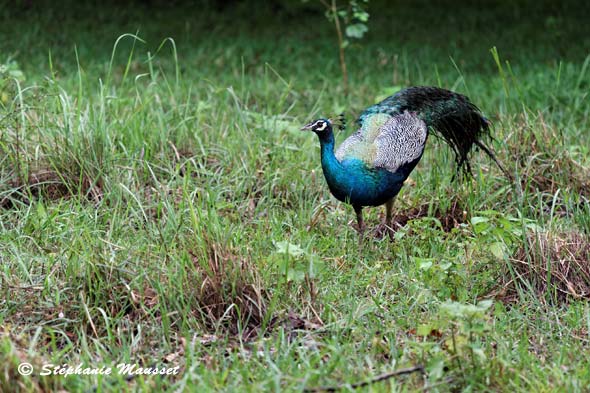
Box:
left=392, top=199, right=468, bottom=233
left=188, top=238, right=270, bottom=340
left=495, top=231, right=590, bottom=304
left=1, top=169, right=102, bottom=209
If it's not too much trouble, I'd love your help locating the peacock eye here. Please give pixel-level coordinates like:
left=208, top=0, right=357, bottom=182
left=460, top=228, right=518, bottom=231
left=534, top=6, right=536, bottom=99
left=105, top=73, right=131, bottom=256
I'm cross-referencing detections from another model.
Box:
left=315, top=121, right=327, bottom=131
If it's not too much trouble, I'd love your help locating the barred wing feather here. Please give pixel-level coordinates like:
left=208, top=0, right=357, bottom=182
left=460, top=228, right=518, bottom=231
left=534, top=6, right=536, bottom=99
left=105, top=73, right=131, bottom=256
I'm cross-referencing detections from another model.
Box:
left=373, top=112, right=427, bottom=173
left=336, top=112, right=427, bottom=174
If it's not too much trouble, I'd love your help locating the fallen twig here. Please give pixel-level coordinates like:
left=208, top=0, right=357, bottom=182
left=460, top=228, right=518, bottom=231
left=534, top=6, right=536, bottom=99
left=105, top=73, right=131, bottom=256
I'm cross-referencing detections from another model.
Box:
left=304, top=365, right=425, bottom=392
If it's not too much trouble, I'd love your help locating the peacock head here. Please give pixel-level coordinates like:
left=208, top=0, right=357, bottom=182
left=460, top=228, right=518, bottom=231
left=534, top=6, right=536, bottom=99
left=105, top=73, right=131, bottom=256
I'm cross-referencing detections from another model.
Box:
left=301, top=119, right=332, bottom=134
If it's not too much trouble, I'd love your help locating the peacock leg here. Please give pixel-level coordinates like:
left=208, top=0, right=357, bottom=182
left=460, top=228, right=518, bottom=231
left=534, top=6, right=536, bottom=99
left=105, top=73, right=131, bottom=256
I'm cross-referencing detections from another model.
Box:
left=385, top=197, right=396, bottom=239
left=354, top=206, right=366, bottom=247
left=354, top=206, right=365, bottom=235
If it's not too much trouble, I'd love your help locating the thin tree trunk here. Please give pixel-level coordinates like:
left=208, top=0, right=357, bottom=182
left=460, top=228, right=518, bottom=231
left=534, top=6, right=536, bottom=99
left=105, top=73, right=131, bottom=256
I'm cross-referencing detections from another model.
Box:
left=330, top=0, right=348, bottom=95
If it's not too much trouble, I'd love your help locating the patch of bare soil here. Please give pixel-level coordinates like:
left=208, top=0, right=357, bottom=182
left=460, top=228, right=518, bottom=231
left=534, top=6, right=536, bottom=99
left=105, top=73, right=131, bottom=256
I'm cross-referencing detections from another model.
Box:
left=391, top=199, right=468, bottom=233
left=1, top=169, right=102, bottom=208
left=188, top=238, right=269, bottom=340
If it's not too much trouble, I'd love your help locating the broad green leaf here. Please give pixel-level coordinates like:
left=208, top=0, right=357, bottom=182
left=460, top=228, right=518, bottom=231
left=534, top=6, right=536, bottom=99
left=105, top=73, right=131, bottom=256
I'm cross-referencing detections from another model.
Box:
left=440, top=300, right=493, bottom=319
left=419, top=261, right=433, bottom=270
left=489, top=241, right=506, bottom=259
left=470, top=216, right=489, bottom=225
left=274, top=241, right=305, bottom=257
left=469, top=343, right=487, bottom=360
left=417, top=324, right=433, bottom=336
left=353, top=10, right=369, bottom=22
left=345, top=23, right=368, bottom=39
left=413, top=257, right=434, bottom=270
left=471, top=216, right=490, bottom=234
left=440, top=262, right=453, bottom=271
left=287, top=269, right=306, bottom=283
left=427, top=357, right=445, bottom=380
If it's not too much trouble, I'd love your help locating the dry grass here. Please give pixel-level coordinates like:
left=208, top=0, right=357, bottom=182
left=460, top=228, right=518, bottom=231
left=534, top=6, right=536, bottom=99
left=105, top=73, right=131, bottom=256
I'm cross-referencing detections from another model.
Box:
left=189, top=237, right=270, bottom=340
left=1, top=168, right=103, bottom=209
left=498, top=230, right=590, bottom=303
left=0, top=331, right=64, bottom=392
left=507, top=114, right=590, bottom=201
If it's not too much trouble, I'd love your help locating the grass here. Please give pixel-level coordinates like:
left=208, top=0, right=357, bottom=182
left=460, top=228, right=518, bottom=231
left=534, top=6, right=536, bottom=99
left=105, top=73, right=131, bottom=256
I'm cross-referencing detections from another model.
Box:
left=1, top=0, right=590, bottom=391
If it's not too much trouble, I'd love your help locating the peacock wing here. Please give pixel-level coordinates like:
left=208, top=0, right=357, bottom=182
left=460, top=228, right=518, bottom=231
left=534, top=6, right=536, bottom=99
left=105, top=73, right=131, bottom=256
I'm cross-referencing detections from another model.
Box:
left=335, top=130, right=363, bottom=161
left=372, top=112, right=428, bottom=174
left=335, top=113, right=392, bottom=163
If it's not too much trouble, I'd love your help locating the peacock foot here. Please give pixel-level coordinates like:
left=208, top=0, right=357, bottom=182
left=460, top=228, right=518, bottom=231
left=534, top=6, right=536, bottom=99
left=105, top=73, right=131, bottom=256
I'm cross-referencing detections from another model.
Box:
left=350, top=222, right=366, bottom=234
left=372, top=222, right=395, bottom=240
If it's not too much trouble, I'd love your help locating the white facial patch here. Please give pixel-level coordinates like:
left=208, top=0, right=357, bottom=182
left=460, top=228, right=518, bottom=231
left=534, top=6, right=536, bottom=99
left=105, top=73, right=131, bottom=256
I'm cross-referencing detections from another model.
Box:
left=315, top=121, right=327, bottom=131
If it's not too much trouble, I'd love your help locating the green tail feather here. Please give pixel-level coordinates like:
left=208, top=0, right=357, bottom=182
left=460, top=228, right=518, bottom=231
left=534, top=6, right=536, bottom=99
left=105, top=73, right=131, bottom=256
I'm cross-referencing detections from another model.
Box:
left=358, top=86, right=509, bottom=178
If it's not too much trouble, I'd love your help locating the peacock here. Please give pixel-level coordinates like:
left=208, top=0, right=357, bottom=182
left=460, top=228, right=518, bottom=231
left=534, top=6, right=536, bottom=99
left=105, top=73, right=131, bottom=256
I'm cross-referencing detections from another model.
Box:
left=301, top=86, right=507, bottom=238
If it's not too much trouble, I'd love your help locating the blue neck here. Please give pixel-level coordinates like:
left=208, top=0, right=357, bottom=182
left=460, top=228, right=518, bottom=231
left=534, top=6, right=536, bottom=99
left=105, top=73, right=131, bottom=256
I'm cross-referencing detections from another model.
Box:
left=318, top=130, right=343, bottom=180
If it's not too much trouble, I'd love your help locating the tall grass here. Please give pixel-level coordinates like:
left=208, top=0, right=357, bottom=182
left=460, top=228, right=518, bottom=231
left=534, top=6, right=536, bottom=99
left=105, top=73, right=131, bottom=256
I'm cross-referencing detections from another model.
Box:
left=1, top=0, right=590, bottom=391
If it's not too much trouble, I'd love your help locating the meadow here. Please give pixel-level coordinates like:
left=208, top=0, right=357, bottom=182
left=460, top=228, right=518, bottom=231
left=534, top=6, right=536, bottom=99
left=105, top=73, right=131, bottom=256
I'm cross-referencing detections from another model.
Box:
left=1, top=0, right=590, bottom=391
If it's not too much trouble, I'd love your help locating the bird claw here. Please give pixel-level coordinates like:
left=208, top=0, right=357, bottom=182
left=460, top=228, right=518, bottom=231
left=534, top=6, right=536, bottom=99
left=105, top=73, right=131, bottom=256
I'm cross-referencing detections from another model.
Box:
left=372, top=223, right=395, bottom=240
left=348, top=219, right=365, bottom=233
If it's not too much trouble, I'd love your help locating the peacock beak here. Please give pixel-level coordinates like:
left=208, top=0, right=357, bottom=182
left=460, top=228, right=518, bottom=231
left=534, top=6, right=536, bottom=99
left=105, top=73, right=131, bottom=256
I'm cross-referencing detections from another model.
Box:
left=301, top=122, right=314, bottom=131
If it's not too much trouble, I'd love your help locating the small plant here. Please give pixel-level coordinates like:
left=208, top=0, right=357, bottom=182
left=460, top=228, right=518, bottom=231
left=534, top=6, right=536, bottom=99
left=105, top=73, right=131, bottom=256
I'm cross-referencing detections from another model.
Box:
left=417, top=300, right=494, bottom=381
left=274, top=241, right=324, bottom=280
left=318, top=0, right=370, bottom=94
left=438, top=300, right=494, bottom=364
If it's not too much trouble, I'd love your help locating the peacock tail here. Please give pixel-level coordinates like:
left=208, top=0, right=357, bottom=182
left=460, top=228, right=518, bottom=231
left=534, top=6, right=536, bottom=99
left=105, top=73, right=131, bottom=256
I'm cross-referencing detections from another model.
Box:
left=357, top=86, right=493, bottom=175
